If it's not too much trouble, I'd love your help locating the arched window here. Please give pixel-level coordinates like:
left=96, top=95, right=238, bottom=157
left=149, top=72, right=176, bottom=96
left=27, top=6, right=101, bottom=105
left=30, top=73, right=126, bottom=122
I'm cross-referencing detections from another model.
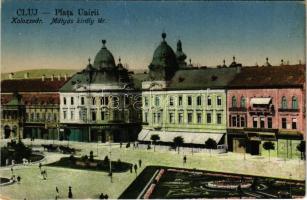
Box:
left=232, top=96, right=237, bottom=108
left=92, top=97, right=96, bottom=105
left=292, top=96, right=298, bottom=109
left=281, top=96, right=287, bottom=109
left=240, top=96, right=246, bottom=108
left=63, top=97, right=67, bottom=105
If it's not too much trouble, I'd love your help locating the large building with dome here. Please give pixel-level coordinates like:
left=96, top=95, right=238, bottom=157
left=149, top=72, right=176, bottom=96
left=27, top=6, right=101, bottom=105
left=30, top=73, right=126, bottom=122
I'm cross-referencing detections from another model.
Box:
left=59, top=40, right=143, bottom=142
left=138, top=33, right=240, bottom=147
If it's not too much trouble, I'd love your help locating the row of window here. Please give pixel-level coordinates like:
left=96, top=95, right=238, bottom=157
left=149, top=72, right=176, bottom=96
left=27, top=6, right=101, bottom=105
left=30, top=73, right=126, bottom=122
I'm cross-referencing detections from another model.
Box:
left=144, top=112, right=222, bottom=125
left=63, top=110, right=106, bottom=121
left=63, top=96, right=109, bottom=106
left=144, top=95, right=223, bottom=107
left=230, top=115, right=298, bottom=130
left=63, top=96, right=133, bottom=106
left=62, top=110, right=129, bottom=122
left=26, top=113, right=57, bottom=122
left=231, top=96, right=299, bottom=109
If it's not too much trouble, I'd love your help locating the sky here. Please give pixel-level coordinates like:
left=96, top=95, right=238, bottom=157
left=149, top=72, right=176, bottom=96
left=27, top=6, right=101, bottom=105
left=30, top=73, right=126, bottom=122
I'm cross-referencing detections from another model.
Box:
left=1, top=1, right=305, bottom=73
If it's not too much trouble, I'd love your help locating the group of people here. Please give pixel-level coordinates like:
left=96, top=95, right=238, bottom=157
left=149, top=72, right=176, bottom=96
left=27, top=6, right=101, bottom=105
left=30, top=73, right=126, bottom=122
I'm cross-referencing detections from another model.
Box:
left=55, top=186, right=74, bottom=199
left=99, top=193, right=109, bottom=199
left=129, top=159, right=143, bottom=174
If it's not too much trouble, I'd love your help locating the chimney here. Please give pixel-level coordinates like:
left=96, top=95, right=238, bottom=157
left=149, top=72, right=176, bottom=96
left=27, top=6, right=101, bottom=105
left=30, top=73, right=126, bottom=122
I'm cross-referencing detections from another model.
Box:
left=9, top=73, right=14, bottom=79
left=24, top=72, right=29, bottom=79
left=51, top=74, right=54, bottom=81
left=57, top=75, right=61, bottom=81
left=42, top=74, right=46, bottom=81
left=64, top=74, right=67, bottom=81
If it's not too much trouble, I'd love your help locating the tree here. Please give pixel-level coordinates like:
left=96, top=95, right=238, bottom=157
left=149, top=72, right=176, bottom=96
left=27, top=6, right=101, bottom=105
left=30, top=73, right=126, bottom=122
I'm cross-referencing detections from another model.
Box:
left=296, top=141, right=305, bottom=160
left=173, top=136, right=184, bottom=154
left=150, top=134, right=160, bottom=152
left=263, top=141, right=275, bottom=161
left=65, top=129, right=71, bottom=147
left=205, top=138, right=217, bottom=156
left=89, top=151, right=94, bottom=161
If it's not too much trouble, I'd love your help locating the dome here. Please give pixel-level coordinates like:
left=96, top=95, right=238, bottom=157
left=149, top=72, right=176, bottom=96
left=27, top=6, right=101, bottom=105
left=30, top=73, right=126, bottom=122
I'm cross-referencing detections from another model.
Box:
left=93, top=40, right=116, bottom=70
left=150, top=33, right=178, bottom=69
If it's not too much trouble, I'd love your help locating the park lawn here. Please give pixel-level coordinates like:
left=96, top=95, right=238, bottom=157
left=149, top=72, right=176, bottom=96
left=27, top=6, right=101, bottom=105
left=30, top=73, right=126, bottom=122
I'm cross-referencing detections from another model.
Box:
left=0, top=166, right=136, bottom=199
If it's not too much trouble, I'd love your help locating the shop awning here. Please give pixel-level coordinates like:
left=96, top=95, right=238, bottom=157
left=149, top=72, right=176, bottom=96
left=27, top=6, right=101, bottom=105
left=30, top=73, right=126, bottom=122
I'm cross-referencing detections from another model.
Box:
left=250, top=97, right=271, bottom=105
left=138, top=130, right=224, bottom=144
left=137, top=129, right=150, bottom=141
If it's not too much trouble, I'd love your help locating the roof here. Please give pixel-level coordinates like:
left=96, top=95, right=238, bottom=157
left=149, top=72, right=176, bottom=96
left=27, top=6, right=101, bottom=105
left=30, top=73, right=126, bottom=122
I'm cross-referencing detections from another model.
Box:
left=93, top=40, right=116, bottom=70
left=131, top=73, right=147, bottom=90
left=167, top=67, right=239, bottom=90
left=1, top=93, right=60, bottom=106
left=1, top=78, right=68, bottom=93
left=60, top=67, right=134, bottom=92
left=228, top=65, right=305, bottom=89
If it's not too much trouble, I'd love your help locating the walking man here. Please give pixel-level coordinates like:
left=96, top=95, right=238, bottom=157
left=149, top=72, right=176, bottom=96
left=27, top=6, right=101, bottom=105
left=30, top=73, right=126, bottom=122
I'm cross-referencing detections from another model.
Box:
left=68, top=186, right=73, bottom=199
left=39, top=162, right=42, bottom=172
left=183, top=155, right=187, bottom=164
left=138, top=159, right=142, bottom=168
left=55, top=186, right=59, bottom=199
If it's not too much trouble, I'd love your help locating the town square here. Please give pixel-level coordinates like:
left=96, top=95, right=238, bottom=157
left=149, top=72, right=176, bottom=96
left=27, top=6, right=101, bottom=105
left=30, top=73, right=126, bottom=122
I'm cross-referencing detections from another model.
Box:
left=1, top=1, right=306, bottom=199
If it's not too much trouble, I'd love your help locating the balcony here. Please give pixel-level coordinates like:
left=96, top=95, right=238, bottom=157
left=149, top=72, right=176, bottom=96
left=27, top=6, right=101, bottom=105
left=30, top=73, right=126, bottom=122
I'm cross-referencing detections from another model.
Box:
left=278, top=108, right=299, bottom=112
left=248, top=106, right=275, bottom=116
left=244, top=127, right=279, bottom=134
left=228, top=107, right=247, bottom=112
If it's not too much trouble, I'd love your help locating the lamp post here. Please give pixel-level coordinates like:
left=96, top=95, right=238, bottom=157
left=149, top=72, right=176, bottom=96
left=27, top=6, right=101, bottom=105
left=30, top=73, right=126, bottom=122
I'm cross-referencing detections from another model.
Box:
left=289, top=173, right=292, bottom=198
left=108, top=135, right=112, bottom=183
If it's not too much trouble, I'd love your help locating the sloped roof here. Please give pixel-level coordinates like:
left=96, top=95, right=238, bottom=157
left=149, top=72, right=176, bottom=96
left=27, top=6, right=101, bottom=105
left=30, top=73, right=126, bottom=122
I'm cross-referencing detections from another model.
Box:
left=1, top=79, right=68, bottom=93
left=228, top=64, right=305, bottom=89
left=131, top=73, right=147, bottom=90
left=167, top=67, right=239, bottom=90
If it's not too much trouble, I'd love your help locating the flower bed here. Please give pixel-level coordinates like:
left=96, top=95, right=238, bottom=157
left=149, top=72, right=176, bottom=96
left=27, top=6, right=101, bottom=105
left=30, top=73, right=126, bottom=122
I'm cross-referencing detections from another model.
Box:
left=47, top=157, right=132, bottom=173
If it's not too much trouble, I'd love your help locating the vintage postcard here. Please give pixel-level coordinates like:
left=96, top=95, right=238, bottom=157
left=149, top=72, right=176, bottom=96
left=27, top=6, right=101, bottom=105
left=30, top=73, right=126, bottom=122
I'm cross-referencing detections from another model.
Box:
left=0, top=1, right=306, bottom=199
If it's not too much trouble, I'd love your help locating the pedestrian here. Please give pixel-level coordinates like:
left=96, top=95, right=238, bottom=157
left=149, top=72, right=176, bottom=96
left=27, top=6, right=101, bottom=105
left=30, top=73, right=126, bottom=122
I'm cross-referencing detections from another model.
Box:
left=17, top=176, right=21, bottom=183
left=120, top=142, right=122, bottom=148
left=138, top=159, right=142, bottom=168
left=6, top=159, right=9, bottom=166
left=99, top=193, right=104, bottom=199
left=130, top=165, right=133, bottom=173
left=134, top=164, right=138, bottom=173
left=104, top=194, right=109, bottom=199
left=183, top=155, right=187, bottom=164
left=68, top=186, right=73, bottom=199
left=11, top=167, right=14, bottom=175
left=41, top=170, right=47, bottom=180
left=55, top=186, right=59, bottom=199
left=39, top=162, right=42, bottom=171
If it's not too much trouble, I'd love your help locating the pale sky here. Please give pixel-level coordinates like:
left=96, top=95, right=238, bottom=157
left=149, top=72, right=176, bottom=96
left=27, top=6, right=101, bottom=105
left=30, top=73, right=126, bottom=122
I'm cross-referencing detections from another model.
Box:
left=1, top=1, right=305, bottom=73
